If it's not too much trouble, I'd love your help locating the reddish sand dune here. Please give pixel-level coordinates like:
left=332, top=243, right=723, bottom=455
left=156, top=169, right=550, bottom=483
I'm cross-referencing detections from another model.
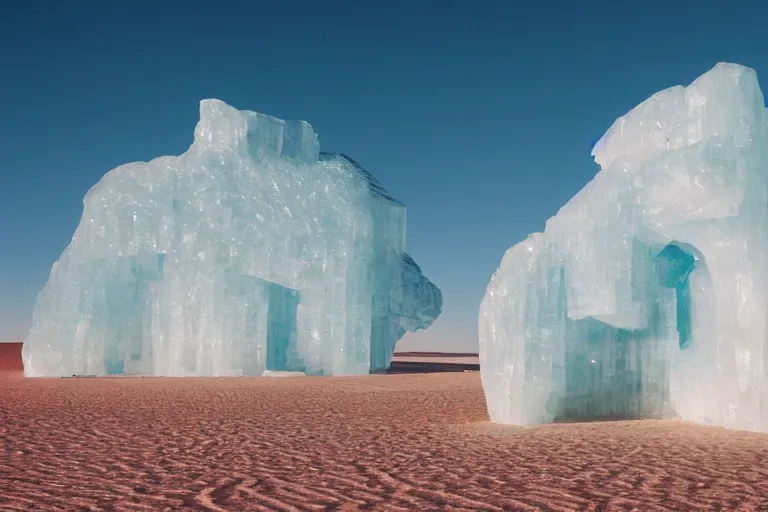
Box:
left=0, top=342, right=22, bottom=372
left=2, top=353, right=768, bottom=510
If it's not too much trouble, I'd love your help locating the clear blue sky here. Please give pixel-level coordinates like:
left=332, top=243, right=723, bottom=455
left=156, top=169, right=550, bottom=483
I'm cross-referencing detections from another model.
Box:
left=1, top=1, right=767, bottom=351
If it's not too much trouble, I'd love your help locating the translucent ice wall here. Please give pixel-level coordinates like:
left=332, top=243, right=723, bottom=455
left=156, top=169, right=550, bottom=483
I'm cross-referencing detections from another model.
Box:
left=480, top=63, right=768, bottom=432
left=23, top=100, right=441, bottom=377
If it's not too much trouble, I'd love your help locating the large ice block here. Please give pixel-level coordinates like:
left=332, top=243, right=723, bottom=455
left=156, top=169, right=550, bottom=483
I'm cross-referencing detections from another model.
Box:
left=480, top=63, right=768, bottom=432
left=23, top=100, right=442, bottom=377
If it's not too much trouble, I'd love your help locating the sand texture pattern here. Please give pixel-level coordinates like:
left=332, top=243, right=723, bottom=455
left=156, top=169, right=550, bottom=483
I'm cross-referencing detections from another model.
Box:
left=2, top=344, right=768, bottom=511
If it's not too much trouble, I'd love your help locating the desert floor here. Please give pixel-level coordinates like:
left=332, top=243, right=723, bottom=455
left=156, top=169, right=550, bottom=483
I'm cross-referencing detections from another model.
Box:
left=2, top=345, right=768, bottom=511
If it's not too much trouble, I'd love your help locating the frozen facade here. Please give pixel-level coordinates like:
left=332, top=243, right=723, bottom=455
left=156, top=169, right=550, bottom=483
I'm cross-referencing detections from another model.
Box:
left=23, top=100, right=442, bottom=377
left=479, top=63, right=768, bottom=432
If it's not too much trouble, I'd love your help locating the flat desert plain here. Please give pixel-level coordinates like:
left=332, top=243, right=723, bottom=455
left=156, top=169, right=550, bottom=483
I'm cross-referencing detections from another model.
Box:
left=2, top=344, right=768, bottom=511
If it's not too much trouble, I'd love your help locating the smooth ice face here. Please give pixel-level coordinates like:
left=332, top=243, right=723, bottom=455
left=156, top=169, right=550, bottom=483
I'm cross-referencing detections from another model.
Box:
left=480, top=63, right=768, bottom=432
left=23, top=100, right=442, bottom=377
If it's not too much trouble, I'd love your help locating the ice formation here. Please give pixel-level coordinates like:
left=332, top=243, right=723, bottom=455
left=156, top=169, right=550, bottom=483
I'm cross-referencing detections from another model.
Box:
left=480, top=63, right=768, bottom=432
left=23, top=100, right=442, bottom=377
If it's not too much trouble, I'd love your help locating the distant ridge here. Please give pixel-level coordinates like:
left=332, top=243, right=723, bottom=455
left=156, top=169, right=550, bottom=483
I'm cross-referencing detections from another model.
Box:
left=2, top=344, right=478, bottom=358
left=393, top=351, right=479, bottom=358
left=1, top=344, right=479, bottom=375
left=387, top=351, right=480, bottom=373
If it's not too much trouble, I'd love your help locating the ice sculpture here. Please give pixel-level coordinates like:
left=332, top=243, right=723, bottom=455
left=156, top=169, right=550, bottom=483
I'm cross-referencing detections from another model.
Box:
left=23, top=100, right=442, bottom=377
left=480, top=63, right=768, bottom=432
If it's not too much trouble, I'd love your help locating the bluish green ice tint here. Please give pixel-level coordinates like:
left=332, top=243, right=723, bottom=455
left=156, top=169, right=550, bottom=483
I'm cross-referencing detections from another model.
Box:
left=654, top=243, right=696, bottom=350
left=480, top=63, right=768, bottom=432
left=675, top=284, right=692, bottom=350
left=655, top=244, right=696, bottom=288
left=22, top=100, right=442, bottom=377
left=265, top=281, right=301, bottom=373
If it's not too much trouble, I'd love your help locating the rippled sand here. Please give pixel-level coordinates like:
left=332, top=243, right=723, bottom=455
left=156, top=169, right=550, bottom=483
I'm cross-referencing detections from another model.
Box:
left=2, top=343, right=768, bottom=511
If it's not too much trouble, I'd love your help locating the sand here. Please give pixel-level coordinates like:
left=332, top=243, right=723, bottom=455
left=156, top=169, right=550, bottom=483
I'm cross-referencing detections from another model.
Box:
left=0, top=342, right=22, bottom=372
left=2, top=343, right=768, bottom=511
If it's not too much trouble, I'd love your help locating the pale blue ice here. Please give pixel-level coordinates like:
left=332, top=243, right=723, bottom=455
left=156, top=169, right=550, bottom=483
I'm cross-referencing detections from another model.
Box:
left=23, top=100, right=442, bottom=377
left=480, top=63, right=768, bottom=432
